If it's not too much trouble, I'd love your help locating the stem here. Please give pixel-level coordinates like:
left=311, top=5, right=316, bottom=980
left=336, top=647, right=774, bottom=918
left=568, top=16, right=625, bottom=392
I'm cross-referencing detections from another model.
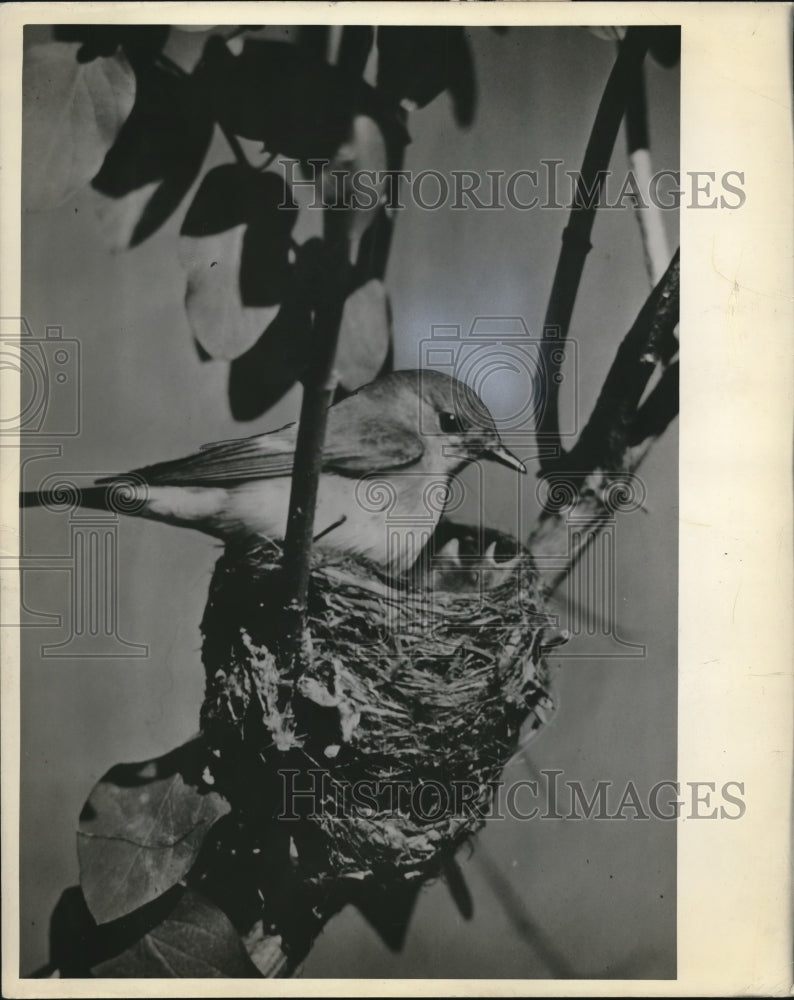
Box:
left=567, top=248, right=679, bottom=469
left=279, top=230, right=351, bottom=677
left=625, top=60, right=671, bottom=286
left=538, top=27, right=651, bottom=470
left=528, top=250, right=679, bottom=594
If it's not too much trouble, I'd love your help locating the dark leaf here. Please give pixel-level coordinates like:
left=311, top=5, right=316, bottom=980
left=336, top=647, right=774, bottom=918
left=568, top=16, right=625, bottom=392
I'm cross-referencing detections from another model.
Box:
left=90, top=61, right=214, bottom=248
left=349, top=878, right=424, bottom=951
left=226, top=235, right=338, bottom=419
left=204, top=36, right=350, bottom=159
left=50, top=884, right=260, bottom=978
left=179, top=166, right=298, bottom=360
left=53, top=25, right=170, bottom=65
left=195, top=338, right=213, bottom=362
left=23, top=42, right=136, bottom=211
left=353, top=203, right=396, bottom=285
left=92, top=888, right=262, bottom=977
left=337, top=26, right=375, bottom=78
left=50, top=884, right=182, bottom=977
left=203, top=37, right=409, bottom=162
left=377, top=27, right=477, bottom=125
left=77, top=738, right=230, bottom=925
left=298, top=25, right=330, bottom=61
left=449, top=30, right=476, bottom=128
left=181, top=163, right=297, bottom=237
left=442, top=854, right=474, bottom=920
left=228, top=301, right=313, bottom=420
left=649, top=26, right=681, bottom=68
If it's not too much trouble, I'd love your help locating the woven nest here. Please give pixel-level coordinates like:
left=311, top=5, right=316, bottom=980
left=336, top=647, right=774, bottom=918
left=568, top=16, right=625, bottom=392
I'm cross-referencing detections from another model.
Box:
left=199, top=523, right=558, bottom=885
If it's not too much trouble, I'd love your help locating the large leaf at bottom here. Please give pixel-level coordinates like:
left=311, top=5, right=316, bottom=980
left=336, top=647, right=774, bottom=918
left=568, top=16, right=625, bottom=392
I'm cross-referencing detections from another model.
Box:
left=92, top=888, right=262, bottom=978
left=50, top=885, right=261, bottom=978
left=78, top=738, right=230, bottom=925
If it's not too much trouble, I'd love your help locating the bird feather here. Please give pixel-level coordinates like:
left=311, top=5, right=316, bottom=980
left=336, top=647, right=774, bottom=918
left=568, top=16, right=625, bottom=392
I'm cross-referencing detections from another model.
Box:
left=96, top=407, right=425, bottom=488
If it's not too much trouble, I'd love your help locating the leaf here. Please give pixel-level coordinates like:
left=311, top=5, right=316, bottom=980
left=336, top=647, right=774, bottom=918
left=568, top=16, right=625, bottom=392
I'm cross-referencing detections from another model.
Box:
left=205, top=37, right=353, bottom=159
left=77, top=738, right=231, bottom=925
left=348, top=878, right=424, bottom=951
left=90, top=62, right=214, bottom=248
left=203, top=37, right=409, bottom=163
left=336, top=279, right=392, bottom=392
left=53, top=25, right=170, bottom=65
left=22, top=42, right=136, bottom=211
left=376, top=27, right=477, bottom=126
left=649, top=27, right=681, bottom=68
left=50, top=885, right=261, bottom=978
left=91, top=888, right=262, bottom=977
left=179, top=165, right=298, bottom=360
left=337, top=26, right=375, bottom=78
left=228, top=302, right=313, bottom=420
left=50, top=884, right=180, bottom=977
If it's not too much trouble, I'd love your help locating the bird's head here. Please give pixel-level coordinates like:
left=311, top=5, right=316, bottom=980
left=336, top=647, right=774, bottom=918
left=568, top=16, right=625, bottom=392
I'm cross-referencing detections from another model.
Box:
left=371, top=369, right=527, bottom=475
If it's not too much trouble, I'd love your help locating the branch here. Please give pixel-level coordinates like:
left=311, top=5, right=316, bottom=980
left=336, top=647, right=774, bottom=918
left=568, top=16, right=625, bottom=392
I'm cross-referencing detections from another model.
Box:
left=528, top=249, right=679, bottom=594
left=279, top=230, right=350, bottom=677
left=538, top=27, right=652, bottom=469
left=625, top=59, right=671, bottom=286
left=566, top=248, right=679, bottom=471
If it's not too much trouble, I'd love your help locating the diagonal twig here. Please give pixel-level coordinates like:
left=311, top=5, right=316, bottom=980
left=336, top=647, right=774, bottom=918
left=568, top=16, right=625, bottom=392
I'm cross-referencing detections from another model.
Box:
left=538, top=27, right=652, bottom=470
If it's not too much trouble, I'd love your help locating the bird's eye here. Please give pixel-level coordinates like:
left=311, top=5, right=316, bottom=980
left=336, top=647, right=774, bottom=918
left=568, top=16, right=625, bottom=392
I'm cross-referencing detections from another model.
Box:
left=440, top=411, right=462, bottom=433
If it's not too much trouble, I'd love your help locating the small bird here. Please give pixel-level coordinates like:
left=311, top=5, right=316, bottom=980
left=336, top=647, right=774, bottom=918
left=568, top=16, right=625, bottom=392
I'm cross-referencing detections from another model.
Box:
left=20, top=369, right=525, bottom=574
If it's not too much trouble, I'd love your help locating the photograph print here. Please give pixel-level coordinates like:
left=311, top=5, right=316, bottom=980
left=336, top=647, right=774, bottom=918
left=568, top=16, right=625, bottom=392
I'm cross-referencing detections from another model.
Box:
left=15, top=18, right=681, bottom=980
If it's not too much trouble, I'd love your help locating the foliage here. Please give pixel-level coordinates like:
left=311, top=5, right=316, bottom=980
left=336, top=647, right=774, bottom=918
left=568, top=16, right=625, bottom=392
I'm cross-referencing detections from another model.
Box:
left=23, top=25, right=475, bottom=412
left=23, top=22, right=680, bottom=977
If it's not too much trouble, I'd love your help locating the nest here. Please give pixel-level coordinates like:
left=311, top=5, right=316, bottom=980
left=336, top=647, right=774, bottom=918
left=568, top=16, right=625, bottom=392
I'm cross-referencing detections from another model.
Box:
left=199, top=524, right=558, bottom=886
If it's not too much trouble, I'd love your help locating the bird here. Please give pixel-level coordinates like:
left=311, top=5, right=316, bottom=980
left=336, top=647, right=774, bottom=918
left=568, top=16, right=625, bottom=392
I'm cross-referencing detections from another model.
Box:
left=20, top=369, right=526, bottom=575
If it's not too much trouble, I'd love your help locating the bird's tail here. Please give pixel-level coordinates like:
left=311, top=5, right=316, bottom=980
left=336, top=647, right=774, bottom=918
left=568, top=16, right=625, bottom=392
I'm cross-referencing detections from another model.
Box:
left=19, top=482, right=148, bottom=516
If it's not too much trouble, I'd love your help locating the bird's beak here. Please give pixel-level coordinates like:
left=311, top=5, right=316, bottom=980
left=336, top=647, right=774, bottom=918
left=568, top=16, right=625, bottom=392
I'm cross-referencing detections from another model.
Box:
left=486, top=444, right=527, bottom=474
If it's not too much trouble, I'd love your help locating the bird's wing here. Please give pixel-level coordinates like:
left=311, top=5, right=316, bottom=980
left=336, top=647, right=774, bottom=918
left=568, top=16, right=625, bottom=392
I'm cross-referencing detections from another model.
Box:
left=97, top=412, right=424, bottom=488
left=321, top=409, right=425, bottom=475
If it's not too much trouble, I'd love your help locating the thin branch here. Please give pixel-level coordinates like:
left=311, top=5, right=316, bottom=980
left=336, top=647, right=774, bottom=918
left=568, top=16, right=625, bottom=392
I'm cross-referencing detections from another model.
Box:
left=279, top=229, right=351, bottom=678
left=625, top=60, right=671, bottom=287
left=566, top=248, right=679, bottom=470
left=528, top=250, right=679, bottom=594
left=538, top=27, right=652, bottom=470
